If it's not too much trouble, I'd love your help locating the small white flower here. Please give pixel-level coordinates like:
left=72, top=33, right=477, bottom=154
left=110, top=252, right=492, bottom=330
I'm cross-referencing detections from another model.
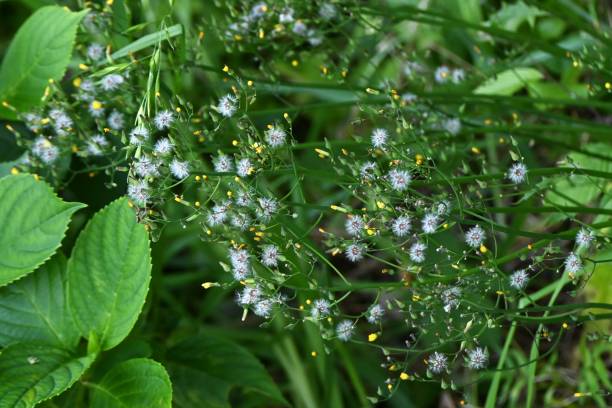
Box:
left=409, top=242, right=427, bottom=263
left=32, top=137, right=59, bottom=163
left=24, top=113, right=42, bottom=132
left=154, top=138, right=173, bottom=155
left=254, top=299, right=274, bottom=317
left=465, top=225, right=486, bottom=248
left=442, top=287, right=461, bottom=313
left=507, top=162, right=527, bottom=184
left=451, top=68, right=465, bottom=83
left=100, top=73, right=124, bottom=91
left=466, top=347, right=488, bottom=370
left=307, top=31, right=322, bottom=47
left=367, top=304, right=384, bottom=324
left=154, top=109, right=174, bottom=130
left=261, top=245, right=279, bottom=268
left=421, top=213, right=439, bottom=234
left=87, top=43, right=105, bottom=61
left=564, top=252, right=582, bottom=274
left=88, top=100, right=104, bottom=118
left=428, top=352, right=448, bottom=374
left=509, top=269, right=528, bottom=290
left=443, top=118, right=461, bottom=135
left=319, top=3, right=337, bottom=20
left=231, top=213, right=251, bottom=231
left=402, top=93, right=417, bottom=104
left=279, top=8, right=294, bottom=23
left=345, top=215, right=365, bottom=236
left=234, top=191, right=253, bottom=207
left=360, top=162, right=377, bottom=180
left=169, top=158, right=189, bottom=179
left=51, top=110, right=73, bottom=136
left=336, top=320, right=354, bottom=342
left=107, top=110, right=124, bottom=130
left=434, top=66, right=451, bottom=83
left=388, top=169, right=411, bottom=191
left=217, top=94, right=238, bottom=117
left=80, top=79, right=96, bottom=93
left=238, top=286, right=262, bottom=306
left=249, top=2, right=267, bottom=19
left=257, top=197, right=278, bottom=220
left=371, top=128, right=388, bottom=149
left=134, top=155, right=160, bottom=177
left=207, top=203, right=229, bottom=226
left=345, top=243, right=365, bottom=262
left=311, top=299, right=331, bottom=319
left=265, top=127, right=287, bottom=148
left=236, top=158, right=253, bottom=177
left=576, top=228, right=594, bottom=248
left=129, top=126, right=149, bottom=146
left=230, top=248, right=249, bottom=268
left=214, top=154, right=234, bottom=173
left=127, top=179, right=149, bottom=206
left=436, top=200, right=452, bottom=216
left=392, top=215, right=411, bottom=237
left=292, top=20, right=308, bottom=36
left=232, top=262, right=250, bottom=281
left=86, top=134, right=108, bottom=156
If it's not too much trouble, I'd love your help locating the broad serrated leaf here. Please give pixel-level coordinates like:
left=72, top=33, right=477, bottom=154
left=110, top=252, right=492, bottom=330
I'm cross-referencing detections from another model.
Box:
left=0, top=174, right=85, bottom=286
left=474, top=68, right=543, bottom=96
left=67, top=197, right=151, bottom=351
left=90, top=358, right=172, bottom=408
left=0, top=344, right=95, bottom=408
left=0, top=6, right=88, bottom=119
left=0, top=253, right=79, bottom=349
left=167, top=335, right=286, bottom=408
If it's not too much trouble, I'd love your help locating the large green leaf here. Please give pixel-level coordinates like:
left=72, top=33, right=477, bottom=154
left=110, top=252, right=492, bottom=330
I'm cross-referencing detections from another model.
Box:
left=0, top=6, right=88, bottom=119
left=0, top=344, right=94, bottom=408
left=90, top=358, right=172, bottom=408
left=0, top=253, right=79, bottom=349
left=0, top=174, right=85, bottom=286
left=167, top=335, right=286, bottom=408
left=67, top=197, right=151, bottom=351
left=474, top=67, right=543, bottom=96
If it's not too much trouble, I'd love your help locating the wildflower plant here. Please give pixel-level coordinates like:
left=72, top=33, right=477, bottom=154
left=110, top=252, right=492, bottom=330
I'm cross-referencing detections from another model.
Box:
left=0, top=1, right=611, bottom=408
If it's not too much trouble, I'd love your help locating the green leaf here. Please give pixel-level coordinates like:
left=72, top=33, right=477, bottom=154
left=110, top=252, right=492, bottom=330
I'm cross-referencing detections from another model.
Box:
left=0, top=6, right=88, bottom=119
left=90, top=358, right=172, bottom=408
left=167, top=335, right=286, bottom=408
left=110, top=24, right=182, bottom=60
left=489, top=0, right=545, bottom=31
left=0, top=344, right=95, bottom=408
left=474, top=68, right=543, bottom=96
left=0, top=253, right=79, bottom=349
left=67, top=197, right=151, bottom=351
left=0, top=174, right=85, bottom=287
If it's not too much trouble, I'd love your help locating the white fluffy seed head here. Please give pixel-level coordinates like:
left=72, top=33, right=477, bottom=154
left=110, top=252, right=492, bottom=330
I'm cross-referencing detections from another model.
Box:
left=465, top=225, right=486, bottom=248
left=217, top=94, right=238, bottom=117
left=169, top=158, right=189, bottom=179
left=236, top=158, right=253, bottom=177
left=154, top=109, right=174, bottom=130
left=388, top=169, right=411, bottom=191
left=409, top=242, right=427, bottom=263
left=345, top=243, right=365, bottom=262
left=428, top=352, right=448, bottom=374
left=311, top=299, right=331, bottom=319
left=345, top=215, right=365, bottom=236
left=507, top=162, right=527, bottom=184
left=371, top=128, right=388, bottom=149
left=367, top=304, right=384, bottom=324
left=509, top=269, right=528, bottom=290
left=466, top=347, right=488, bottom=370
left=336, top=320, right=354, bottom=341
left=265, top=127, right=287, bottom=148
left=421, top=213, right=439, bottom=234
left=392, top=215, right=411, bottom=237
